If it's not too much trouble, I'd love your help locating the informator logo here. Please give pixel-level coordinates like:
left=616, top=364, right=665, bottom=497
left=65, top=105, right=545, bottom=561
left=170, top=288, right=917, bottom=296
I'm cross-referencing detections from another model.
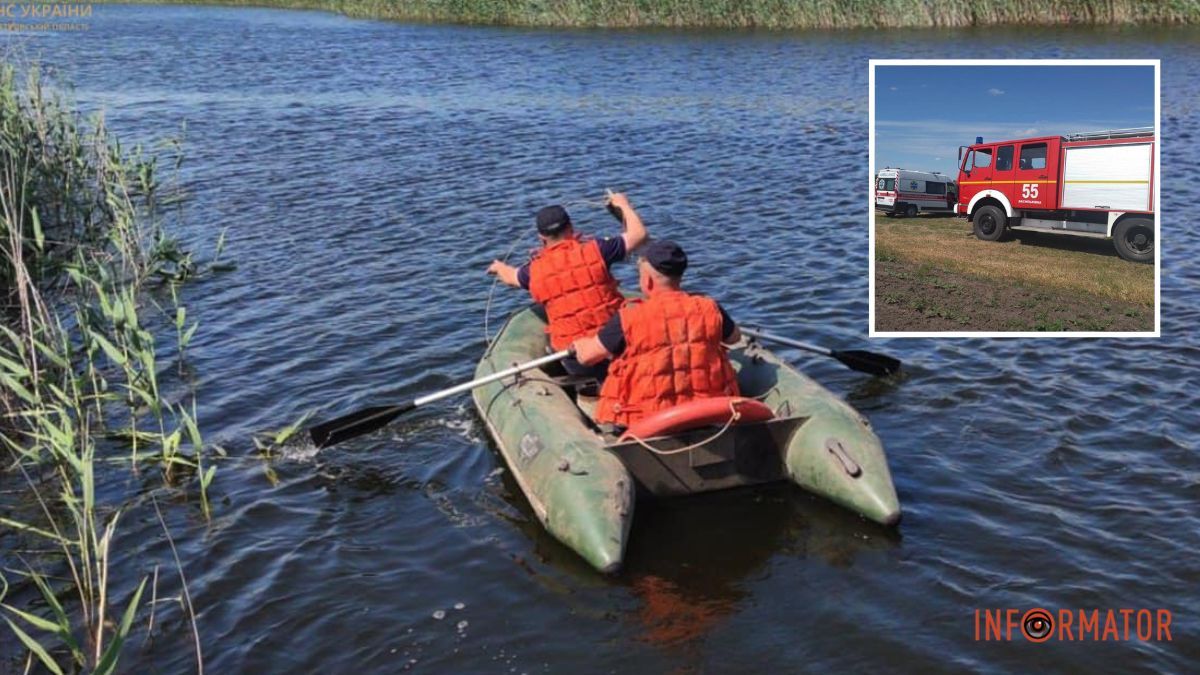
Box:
left=974, top=608, right=1173, bottom=642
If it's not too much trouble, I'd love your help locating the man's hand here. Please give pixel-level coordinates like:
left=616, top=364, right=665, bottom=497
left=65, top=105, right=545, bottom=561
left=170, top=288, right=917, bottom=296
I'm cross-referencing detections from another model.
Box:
left=606, top=192, right=648, bottom=252
left=572, top=336, right=612, bottom=366
left=487, top=260, right=520, bottom=288
left=607, top=191, right=632, bottom=213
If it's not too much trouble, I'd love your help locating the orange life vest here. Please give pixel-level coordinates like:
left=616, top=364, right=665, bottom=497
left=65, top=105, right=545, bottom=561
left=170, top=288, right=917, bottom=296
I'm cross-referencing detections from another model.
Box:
left=596, top=290, right=739, bottom=426
left=528, top=237, right=624, bottom=351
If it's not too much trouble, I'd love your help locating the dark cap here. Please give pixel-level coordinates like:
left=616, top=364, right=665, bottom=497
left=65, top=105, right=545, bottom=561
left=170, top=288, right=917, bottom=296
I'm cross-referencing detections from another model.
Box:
left=535, top=205, right=571, bottom=235
left=641, top=239, right=688, bottom=277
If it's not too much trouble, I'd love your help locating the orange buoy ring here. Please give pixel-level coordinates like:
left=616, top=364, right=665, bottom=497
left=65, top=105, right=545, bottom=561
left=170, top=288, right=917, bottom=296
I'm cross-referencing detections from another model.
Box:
left=619, top=397, right=774, bottom=442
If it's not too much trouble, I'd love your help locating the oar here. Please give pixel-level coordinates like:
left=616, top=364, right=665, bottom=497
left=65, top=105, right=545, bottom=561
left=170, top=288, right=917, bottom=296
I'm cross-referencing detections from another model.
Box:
left=310, top=349, right=573, bottom=448
left=741, top=328, right=901, bottom=377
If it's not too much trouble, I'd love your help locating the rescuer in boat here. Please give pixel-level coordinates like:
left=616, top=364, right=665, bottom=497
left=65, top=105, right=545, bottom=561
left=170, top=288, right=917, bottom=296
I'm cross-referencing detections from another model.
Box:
left=571, top=240, right=742, bottom=429
left=487, top=194, right=648, bottom=378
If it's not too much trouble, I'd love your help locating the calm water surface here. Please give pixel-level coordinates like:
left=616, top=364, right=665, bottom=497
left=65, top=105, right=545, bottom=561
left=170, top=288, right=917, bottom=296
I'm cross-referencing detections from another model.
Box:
left=2, top=6, right=1198, bottom=673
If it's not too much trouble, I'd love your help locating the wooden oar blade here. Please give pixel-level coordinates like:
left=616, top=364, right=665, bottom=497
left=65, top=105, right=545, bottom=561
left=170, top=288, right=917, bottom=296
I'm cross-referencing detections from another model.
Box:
left=309, top=403, right=413, bottom=448
left=831, top=349, right=902, bottom=377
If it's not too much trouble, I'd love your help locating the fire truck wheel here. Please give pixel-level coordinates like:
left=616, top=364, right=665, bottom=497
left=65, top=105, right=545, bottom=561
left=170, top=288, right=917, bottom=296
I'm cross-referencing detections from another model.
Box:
left=973, top=205, right=1007, bottom=241
left=1112, top=217, right=1154, bottom=264
left=904, top=204, right=918, bottom=217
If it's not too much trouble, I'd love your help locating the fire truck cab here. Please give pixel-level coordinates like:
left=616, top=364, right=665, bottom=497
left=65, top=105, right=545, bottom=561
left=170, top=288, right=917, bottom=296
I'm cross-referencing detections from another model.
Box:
left=955, top=128, right=1155, bottom=263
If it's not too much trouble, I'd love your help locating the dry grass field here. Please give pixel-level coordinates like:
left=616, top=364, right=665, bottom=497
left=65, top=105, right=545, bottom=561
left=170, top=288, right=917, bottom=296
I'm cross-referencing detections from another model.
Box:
left=874, top=214, right=1155, bottom=332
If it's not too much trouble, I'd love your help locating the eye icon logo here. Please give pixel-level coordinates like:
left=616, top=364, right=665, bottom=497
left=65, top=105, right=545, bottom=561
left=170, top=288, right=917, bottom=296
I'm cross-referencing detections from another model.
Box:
left=1022, top=608, right=1054, bottom=642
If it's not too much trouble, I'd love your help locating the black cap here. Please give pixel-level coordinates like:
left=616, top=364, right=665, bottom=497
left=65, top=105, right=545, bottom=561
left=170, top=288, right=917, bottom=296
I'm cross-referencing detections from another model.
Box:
left=535, top=205, right=571, bottom=235
left=641, top=239, right=688, bottom=277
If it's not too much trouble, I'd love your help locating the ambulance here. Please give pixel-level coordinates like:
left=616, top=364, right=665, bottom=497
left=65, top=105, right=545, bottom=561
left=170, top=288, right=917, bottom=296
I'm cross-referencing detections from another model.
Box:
left=875, top=168, right=957, bottom=217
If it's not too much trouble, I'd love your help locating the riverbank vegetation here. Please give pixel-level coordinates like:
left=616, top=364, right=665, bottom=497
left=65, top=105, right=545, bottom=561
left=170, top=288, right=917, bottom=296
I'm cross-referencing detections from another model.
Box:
left=107, top=0, right=1200, bottom=28
left=1, top=64, right=214, bottom=673
left=874, top=215, right=1154, bottom=331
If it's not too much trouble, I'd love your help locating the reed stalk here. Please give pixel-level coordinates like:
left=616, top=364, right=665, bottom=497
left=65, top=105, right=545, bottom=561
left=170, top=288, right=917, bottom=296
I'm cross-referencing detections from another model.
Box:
left=2, top=63, right=213, bottom=673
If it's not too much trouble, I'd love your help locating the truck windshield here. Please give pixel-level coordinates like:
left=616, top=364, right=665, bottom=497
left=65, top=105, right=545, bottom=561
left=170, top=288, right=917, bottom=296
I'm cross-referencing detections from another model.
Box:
left=878, top=178, right=895, bottom=191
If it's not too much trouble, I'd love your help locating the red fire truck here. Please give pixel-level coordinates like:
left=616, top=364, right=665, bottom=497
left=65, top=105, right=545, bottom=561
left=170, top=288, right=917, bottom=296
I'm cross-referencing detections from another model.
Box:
left=955, top=128, right=1155, bottom=263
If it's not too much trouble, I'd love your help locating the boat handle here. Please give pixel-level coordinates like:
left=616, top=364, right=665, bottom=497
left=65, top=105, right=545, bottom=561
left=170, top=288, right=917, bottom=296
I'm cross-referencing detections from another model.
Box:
left=826, top=438, right=862, bottom=478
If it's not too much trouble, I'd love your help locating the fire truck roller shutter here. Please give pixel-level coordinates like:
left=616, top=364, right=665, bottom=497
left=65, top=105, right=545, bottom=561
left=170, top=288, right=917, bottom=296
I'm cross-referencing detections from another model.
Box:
left=1061, top=143, right=1153, bottom=212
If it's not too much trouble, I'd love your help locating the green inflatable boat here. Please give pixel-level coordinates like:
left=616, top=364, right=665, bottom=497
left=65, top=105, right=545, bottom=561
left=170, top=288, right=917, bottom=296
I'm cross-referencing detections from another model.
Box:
left=472, top=307, right=900, bottom=573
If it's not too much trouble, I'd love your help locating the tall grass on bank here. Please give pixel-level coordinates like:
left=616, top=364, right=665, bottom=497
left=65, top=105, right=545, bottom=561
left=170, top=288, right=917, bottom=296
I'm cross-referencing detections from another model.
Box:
left=105, top=0, right=1200, bottom=28
left=2, top=64, right=210, bottom=673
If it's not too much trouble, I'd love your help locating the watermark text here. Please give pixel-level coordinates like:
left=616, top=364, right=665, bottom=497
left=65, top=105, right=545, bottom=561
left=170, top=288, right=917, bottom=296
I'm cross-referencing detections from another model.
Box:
left=974, top=608, right=1173, bottom=642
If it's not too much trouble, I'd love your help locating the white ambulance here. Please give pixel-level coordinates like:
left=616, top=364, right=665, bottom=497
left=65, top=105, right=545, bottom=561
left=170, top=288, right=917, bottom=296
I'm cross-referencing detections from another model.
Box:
left=875, top=168, right=957, bottom=217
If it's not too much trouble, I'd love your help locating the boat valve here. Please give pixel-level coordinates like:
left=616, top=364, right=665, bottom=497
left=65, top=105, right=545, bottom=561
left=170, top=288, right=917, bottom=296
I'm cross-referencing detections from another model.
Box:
left=826, top=438, right=862, bottom=478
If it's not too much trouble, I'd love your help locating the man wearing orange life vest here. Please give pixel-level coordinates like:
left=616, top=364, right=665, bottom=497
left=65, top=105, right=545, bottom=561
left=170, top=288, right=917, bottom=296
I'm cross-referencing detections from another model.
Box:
left=487, top=194, right=648, bottom=376
left=572, top=240, right=741, bottom=428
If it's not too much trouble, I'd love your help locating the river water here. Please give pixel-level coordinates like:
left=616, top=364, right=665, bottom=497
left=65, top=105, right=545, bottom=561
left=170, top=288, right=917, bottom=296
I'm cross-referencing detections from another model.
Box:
left=3, top=5, right=1198, bottom=673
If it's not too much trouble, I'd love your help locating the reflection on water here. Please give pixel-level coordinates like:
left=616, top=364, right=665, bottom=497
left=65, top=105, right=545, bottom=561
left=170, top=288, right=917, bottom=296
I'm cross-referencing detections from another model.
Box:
left=623, top=486, right=898, bottom=648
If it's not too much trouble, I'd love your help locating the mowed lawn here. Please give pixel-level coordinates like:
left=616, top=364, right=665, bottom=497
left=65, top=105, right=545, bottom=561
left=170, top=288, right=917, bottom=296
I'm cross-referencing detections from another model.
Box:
left=874, top=214, right=1155, bottom=332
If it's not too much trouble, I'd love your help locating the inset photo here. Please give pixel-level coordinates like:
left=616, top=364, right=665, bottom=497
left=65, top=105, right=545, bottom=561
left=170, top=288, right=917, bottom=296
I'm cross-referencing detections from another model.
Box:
left=870, top=60, right=1159, bottom=336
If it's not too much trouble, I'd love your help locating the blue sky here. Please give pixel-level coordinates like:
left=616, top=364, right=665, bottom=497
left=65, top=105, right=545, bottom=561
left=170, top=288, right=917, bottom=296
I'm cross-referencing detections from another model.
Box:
left=874, top=65, right=1155, bottom=177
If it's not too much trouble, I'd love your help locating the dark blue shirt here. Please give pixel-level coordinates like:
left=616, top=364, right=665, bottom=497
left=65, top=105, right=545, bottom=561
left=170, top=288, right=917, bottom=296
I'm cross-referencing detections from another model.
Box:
left=517, top=236, right=626, bottom=290
left=597, top=301, right=736, bottom=357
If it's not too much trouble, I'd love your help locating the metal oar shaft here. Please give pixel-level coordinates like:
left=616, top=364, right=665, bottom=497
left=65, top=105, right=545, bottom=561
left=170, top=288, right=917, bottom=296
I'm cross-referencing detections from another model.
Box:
left=413, top=349, right=572, bottom=407
left=742, top=328, right=832, bottom=357
left=741, top=327, right=900, bottom=377
left=310, top=349, right=573, bottom=447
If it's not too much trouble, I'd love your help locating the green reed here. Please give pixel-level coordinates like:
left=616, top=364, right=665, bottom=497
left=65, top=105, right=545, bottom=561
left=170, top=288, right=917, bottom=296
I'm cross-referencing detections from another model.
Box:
left=2, top=64, right=211, bottom=673
left=103, top=0, right=1200, bottom=28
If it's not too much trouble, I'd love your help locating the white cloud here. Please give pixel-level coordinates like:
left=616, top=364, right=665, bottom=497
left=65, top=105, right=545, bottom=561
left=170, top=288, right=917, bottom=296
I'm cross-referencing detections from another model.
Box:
left=889, top=86, right=898, bottom=91
left=987, top=88, right=1005, bottom=96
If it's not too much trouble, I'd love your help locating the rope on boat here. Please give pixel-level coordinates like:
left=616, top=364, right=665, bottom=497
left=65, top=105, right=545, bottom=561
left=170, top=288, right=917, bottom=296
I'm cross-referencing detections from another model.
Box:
left=484, top=227, right=533, bottom=346
left=561, top=197, right=608, bottom=209
left=621, top=399, right=743, bottom=456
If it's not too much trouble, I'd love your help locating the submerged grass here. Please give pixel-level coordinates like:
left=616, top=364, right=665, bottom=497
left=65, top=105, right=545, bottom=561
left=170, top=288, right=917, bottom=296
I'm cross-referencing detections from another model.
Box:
left=874, top=215, right=1154, bottom=306
left=102, top=0, right=1200, bottom=28
left=1, top=63, right=218, bottom=672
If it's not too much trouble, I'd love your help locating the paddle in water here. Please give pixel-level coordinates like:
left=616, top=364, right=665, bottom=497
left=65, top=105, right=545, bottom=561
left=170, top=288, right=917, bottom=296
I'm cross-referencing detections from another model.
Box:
left=741, top=328, right=901, bottom=377
left=309, top=349, right=573, bottom=448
